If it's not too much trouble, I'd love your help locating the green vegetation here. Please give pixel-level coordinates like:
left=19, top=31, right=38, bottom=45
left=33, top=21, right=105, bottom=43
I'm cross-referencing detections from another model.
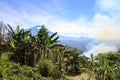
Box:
left=89, top=52, right=120, bottom=80
left=0, top=24, right=120, bottom=80
left=0, top=52, right=53, bottom=80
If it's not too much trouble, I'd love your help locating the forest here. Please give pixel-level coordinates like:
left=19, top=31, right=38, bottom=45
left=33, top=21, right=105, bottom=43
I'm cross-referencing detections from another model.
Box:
left=0, top=23, right=120, bottom=80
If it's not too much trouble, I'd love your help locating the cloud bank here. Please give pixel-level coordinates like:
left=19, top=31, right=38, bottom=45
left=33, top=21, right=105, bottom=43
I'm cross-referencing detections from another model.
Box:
left=0, top=0, right=120, bottom=56
left=0, top=0, right=120, bottom=40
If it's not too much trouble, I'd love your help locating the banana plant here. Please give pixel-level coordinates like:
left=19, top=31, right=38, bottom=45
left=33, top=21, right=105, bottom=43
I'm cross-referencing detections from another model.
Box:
left=47, top=32, right=59, bottom=59
left=6, top=24, right=36, bottom=66
left=59, top=45, right=68, bottom=76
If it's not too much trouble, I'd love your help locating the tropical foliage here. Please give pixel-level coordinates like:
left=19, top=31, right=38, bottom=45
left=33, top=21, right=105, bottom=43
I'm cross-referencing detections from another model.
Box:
left=0, top=23, right=120, bottom=80
left=82, top=52, right=120, bottom=80
left=0, top=52, right=53, bottom=80
left=0, top=24, right=81, bottom=80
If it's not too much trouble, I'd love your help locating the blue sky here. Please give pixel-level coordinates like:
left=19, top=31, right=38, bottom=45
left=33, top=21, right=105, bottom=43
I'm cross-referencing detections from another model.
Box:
left=0, top=0, right=120, bottom=40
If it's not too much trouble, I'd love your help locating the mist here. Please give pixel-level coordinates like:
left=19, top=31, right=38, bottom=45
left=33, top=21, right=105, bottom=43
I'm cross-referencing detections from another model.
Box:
left=83, top=39, right=120, bottom=57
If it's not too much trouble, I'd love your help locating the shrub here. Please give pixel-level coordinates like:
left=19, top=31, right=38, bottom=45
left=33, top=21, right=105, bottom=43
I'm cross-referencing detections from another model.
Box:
left=38, top=59, right=55, bottom=77
left=0, top=57, right=53, bottom=80
left=38, top=59, right=64, bottom=79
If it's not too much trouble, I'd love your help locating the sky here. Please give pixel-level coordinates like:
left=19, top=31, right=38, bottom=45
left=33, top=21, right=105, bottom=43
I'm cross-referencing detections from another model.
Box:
left=0, top=0, right=120, bottom=40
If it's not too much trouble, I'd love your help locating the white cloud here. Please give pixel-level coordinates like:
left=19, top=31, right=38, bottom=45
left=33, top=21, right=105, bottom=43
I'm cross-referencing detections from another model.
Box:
left=50, top=0, right=120, bottom=40
left=49, top=18, right=90, bottom=37
left=95, top=0, right=120, bottom=23
left=1, top=0, right=120, bottom=57
left=95, top=0, right=120, bottom=13
left=89, top=13, right=120, bottom=40
left=91, top=0, right=120, bottom=40
left=84, top=42, right=118, bottom=57
left=83, top=0, right=120, bottom=57
left=0, top=4, right=54, bottom=29
left=0, top=0, right=62, bottom=29
left=0, top=0, right=120, bottom=41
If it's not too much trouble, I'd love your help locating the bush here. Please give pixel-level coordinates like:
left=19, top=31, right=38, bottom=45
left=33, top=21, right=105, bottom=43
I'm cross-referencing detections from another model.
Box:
left=38, top=59, right=63, bottom=79
left=51, top=66, right=62, bottom=79
left=0, top=56, right=53, bottom=80
left=38, top=59, right=55, bottom=77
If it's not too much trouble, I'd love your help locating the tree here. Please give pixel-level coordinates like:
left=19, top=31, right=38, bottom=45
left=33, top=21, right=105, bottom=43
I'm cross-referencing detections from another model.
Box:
left=6, top=24, right=36, bottom=66
left=36, top=25, right=49, bottom=59
left=63, top=48, right=80, bottom=73
left=36, top=25, right=59, bottom=59
left=6, top=24, right=60, bottom=66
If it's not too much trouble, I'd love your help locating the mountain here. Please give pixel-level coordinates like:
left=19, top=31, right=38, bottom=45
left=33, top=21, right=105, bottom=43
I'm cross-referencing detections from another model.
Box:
left=26, top=25, right=53, bottom=36
left=3, top=25, right=103, bottom=55
left=4, top=25, right=120, bottom=56
left=25, top=25, right=40, bottom=36
left=59, top=37, right=100, bottom=53
left=27, top=26, right=100, bottom=53
left=3, top=25, right=100, bottom=54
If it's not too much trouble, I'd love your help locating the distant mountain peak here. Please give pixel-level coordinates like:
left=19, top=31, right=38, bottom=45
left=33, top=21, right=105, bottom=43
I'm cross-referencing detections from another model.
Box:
left=26, top=25, right=53, bottom=36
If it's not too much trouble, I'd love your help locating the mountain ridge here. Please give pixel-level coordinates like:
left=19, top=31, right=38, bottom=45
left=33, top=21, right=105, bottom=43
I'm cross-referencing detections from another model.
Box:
left=27, top=26, right=98, bottom=53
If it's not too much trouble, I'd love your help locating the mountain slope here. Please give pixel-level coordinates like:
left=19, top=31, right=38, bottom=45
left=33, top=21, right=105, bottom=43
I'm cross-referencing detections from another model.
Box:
left=27, top=26, right=99, bottom=53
